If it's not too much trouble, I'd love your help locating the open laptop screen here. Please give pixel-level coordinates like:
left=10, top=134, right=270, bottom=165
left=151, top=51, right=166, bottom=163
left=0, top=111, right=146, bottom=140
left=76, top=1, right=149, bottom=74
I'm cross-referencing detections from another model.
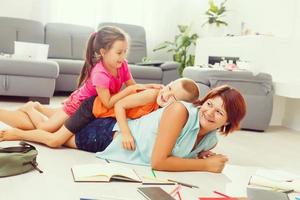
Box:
left=14, top=41, right=49, bottom=61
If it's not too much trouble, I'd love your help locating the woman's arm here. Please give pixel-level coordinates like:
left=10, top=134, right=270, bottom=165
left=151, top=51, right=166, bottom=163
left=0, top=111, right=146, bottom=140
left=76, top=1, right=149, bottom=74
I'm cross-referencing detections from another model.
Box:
left=151, top=102, right=228, bottom=172
left=114, top=89, right=159, bottom=150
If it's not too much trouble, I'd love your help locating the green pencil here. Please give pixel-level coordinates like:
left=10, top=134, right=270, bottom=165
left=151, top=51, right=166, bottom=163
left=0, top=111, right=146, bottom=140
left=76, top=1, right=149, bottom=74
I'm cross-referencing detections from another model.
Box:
left=151, top=169, right=157, bottom=178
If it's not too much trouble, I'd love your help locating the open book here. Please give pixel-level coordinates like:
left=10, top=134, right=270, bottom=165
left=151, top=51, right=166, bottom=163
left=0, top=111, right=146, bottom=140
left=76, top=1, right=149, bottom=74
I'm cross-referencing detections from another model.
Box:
left=71, top=163, right=142, bottom=182
left=248, top=169, right=300, bottom=192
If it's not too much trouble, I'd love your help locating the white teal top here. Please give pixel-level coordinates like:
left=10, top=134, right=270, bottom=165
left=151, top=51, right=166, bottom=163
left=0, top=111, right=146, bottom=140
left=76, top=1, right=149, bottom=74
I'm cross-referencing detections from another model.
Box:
left=96, top=101, right=218, bottom=166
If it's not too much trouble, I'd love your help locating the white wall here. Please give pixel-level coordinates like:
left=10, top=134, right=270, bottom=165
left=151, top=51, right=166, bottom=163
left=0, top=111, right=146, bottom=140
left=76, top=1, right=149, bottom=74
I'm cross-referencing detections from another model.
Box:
left=228, top=0, right=296, bottom=37
left=1, top=0, right=300, bottom=130
left=0, top=0, right=51, bottom=24
left=1, top=0, right=300, bottom=56
left=0, top=0, right=208, bottom=60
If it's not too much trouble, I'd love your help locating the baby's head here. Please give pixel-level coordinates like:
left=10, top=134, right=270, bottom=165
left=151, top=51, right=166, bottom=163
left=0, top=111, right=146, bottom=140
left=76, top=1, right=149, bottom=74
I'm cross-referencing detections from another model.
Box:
left=156, top=78, right=199, bottom=107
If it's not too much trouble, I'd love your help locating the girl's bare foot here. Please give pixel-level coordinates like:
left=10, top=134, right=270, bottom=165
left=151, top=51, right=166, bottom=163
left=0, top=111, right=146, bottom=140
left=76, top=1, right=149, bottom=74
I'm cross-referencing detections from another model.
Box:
left=0, top=128, right=23, bottom=141
left=18, top=101, right=39, bottom=113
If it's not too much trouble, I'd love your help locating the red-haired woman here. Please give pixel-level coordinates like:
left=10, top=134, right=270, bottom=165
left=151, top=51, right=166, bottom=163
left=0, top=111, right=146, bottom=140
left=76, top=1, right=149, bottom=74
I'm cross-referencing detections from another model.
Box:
left=3, top=85, right=247, bottom=172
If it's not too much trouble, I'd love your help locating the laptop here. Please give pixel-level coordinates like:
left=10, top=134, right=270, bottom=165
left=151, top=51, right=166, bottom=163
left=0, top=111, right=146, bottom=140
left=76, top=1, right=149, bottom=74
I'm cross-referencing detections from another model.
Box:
left=247, top=187, right=290, bottom=200
left=13, top=41, right=49, bottom=61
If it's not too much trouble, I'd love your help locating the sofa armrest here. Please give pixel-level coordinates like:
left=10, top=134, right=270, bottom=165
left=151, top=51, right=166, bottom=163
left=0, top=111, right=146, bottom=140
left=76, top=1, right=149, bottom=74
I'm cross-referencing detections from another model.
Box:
left=208, top=76, right=273, bottom=96
left=160, top=61, right=179, bottom=71
left=0, top=57, right=59, bottom=78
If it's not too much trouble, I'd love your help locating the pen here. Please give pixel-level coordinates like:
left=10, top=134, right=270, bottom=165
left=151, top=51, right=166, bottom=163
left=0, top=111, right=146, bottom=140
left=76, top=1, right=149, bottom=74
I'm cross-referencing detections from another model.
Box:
left=167, top=179, right=199, bottom=188
left=105, top=159, right=110, bottom=163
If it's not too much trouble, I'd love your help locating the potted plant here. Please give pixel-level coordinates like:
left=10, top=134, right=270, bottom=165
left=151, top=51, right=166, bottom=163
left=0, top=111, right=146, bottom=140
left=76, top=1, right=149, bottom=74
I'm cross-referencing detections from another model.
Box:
left=153, top=25, right=199, bottom=77
left=202, top=0, right=228, bottom=27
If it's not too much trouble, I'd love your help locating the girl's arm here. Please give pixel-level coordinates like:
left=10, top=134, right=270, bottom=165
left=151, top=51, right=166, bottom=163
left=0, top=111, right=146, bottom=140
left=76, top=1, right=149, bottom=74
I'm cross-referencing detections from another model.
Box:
left=114, top=89, right=159, bottom=150
left=151, top=102, right=228, bottom=172
left=125, top=78, right=136, bottom=86
left=95, top=84, right=138, bottom=109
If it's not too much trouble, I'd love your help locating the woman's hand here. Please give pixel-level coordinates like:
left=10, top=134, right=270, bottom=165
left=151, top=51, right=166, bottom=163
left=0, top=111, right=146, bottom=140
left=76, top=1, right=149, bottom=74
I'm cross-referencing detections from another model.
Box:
left=121, top=132, right=136, bottom=151
left=203, top=154, right=228, bottom=173
left=198, top=150, right=216, bottom=159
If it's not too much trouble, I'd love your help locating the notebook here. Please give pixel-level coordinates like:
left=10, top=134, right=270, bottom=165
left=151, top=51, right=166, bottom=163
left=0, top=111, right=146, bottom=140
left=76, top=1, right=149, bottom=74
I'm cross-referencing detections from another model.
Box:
left=71, top=163, right=141, bottom=182
left=13, top=41, right=49, bottom=61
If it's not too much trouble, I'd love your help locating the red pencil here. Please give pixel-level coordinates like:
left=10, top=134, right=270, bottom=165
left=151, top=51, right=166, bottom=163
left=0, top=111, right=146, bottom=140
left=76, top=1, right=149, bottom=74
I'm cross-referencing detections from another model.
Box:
left=213, top=190, right=231, bottom=198
left=177, top=191, right=182, bottom=200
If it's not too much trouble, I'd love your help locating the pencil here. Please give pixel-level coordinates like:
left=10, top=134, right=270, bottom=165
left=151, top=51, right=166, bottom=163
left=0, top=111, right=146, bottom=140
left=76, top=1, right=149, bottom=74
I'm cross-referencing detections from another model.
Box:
left=213, top=191, right=231, bottom=198
left=151, top=169, right=157, bottom=178
left=282, top=189, right=294, bottom=193
left=167, top=179, right=199, bottom=188
left=142, top=176, right=175, bottom=185
left=177, top=191, right=182, bottom=200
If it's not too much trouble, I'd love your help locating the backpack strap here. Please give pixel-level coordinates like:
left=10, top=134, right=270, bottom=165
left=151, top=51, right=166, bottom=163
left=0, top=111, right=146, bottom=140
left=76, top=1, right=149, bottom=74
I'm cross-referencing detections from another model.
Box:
left=0, top=141, right=36, bottom=153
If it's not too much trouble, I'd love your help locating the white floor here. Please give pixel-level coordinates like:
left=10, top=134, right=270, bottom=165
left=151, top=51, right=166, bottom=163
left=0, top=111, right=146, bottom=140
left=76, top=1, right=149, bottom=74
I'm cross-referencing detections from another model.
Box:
left=1, top=95, right=300, bottom=200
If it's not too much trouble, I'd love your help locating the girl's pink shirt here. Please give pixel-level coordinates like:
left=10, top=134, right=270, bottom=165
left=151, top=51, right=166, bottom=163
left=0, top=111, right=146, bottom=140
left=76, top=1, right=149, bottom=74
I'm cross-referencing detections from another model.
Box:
left=76, top=60, right=132, bottom=101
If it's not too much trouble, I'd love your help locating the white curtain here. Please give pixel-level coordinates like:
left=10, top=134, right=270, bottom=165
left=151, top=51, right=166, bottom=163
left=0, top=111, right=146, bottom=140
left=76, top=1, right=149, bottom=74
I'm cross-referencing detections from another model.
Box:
left=46, top=0, right=207, bottom=60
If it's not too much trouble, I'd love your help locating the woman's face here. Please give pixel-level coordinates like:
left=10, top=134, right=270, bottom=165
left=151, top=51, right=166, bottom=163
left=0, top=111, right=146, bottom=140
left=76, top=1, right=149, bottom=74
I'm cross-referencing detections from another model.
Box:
left=199, top=96, right=228, bottom=131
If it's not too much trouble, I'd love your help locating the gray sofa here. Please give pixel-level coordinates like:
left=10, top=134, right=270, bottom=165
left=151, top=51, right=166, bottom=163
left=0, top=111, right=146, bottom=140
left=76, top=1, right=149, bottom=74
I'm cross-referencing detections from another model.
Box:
left=0, top=17, right=179, bottom=103
left=45, top=23, right=94, bottom=92
left=183, top=67, right=274, bottom=131
left=0, top=17, right=59, bottom=104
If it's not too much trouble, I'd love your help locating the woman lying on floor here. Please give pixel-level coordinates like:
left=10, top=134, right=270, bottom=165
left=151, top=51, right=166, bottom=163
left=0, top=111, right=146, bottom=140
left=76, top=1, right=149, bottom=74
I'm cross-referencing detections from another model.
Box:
left=1, top=85, right=246, bottom=172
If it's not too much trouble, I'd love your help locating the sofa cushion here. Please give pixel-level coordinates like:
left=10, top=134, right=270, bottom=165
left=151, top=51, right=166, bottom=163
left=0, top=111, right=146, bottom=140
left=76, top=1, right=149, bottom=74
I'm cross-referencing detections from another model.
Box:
left=45, top=23, right=94, bottom=60
left=0, top=28, right=17, bottom=54
left=49, top=59, right=83, bottom=75
left=98, top=23, right=147, bottom=64
left=0, top=57, right=59, bottom=78
left=0, top=17, right=44, bottom=54
left=129, top=64, right=162, bottom=80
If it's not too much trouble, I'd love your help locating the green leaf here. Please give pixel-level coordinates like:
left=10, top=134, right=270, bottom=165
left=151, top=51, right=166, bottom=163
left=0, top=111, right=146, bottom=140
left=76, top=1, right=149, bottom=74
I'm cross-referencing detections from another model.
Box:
left=153, top=24, right=198, bottom=76
left=153, top=41, right=175, bottom=52
left=178, top=25, right=188, bottom=33
left=215, top=20, right=228, bottom=26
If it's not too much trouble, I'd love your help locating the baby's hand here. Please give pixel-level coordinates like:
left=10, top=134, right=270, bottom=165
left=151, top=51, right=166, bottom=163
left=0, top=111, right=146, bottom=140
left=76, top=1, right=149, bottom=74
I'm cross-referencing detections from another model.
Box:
left=121, top=132, right=136, bottom=151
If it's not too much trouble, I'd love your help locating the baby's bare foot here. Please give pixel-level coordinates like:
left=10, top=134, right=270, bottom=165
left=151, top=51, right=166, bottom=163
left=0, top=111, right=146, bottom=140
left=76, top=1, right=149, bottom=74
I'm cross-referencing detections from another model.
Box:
left=0, top=128, right=23, bottom=141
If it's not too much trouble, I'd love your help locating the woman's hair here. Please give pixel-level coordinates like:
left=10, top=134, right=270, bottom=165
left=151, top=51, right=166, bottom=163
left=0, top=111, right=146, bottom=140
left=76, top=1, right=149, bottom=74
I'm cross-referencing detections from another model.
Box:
left=77, top=26, right=129, bottom=88
left=194, top=85, right=247, bottom=135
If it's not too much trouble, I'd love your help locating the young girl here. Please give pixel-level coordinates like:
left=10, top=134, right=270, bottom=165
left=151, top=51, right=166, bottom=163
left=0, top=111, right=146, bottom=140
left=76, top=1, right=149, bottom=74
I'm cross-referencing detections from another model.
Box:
left=0, top=26, right=149, bottom=132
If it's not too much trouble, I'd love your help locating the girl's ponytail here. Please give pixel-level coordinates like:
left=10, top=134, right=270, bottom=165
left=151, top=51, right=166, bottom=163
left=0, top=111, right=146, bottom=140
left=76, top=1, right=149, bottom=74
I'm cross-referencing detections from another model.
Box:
left=77, top=33, right=96, bottom=88
left=77, top=26, right=129, bottom=88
